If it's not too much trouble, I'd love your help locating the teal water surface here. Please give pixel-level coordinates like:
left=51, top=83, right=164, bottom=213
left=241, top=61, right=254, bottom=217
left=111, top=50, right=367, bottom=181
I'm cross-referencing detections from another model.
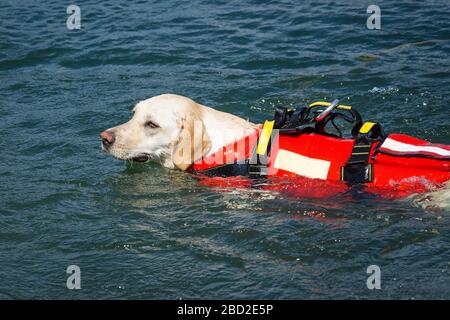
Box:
left=0, top=0, right=449, bottom=299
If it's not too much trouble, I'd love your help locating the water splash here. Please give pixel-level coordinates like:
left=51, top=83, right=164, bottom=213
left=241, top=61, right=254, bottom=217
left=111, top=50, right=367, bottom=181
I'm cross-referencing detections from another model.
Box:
left=412, top=181, right=450, bottom=211
left=368, top=86, right=399, bottom=95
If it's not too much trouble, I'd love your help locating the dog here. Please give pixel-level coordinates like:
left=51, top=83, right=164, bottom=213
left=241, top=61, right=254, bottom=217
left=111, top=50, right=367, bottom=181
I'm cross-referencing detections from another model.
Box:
left=100, top=94, right=257, bottom=170
left=101, top=94, right=450, bottom=201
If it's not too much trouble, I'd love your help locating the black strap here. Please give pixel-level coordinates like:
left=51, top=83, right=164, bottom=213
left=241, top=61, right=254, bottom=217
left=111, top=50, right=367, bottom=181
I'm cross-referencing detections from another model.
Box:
left=274, top=107, right=288, bottom=129
left=248, top=127, right=278, bottom=177
left=346, top=142, right=372, bottom=165
left=197, top=162, right=250, bottom=177
left=341, top=121, right=385, bottom=184
left=341, top=140, right=374, bottom=184
left=198, top=126, right=277, bottom=178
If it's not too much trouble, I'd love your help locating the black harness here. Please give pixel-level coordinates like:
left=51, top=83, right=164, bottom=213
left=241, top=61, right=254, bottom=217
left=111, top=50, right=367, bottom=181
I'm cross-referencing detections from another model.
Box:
left=196, top=101, right=386, bottom=184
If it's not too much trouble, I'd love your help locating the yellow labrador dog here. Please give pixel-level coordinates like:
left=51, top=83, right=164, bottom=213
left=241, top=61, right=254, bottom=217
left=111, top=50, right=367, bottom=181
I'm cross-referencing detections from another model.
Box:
left=100, top=94, right=257, bottom=169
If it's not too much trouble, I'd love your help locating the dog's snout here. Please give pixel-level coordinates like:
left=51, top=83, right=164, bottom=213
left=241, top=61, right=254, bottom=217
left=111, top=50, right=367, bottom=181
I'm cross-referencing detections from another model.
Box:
left=100, top=130, right=115, bottom=148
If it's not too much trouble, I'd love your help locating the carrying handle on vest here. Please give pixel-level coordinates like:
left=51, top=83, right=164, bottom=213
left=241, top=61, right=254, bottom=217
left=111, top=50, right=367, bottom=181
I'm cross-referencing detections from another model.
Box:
left=315, top=99, right=340, bottom=122
left=309, top=101, right=363, bottom=138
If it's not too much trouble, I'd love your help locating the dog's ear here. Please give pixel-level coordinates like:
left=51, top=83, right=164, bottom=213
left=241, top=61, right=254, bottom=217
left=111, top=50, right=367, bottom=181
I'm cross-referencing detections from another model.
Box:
left=172, top=112, right=211, bottom=170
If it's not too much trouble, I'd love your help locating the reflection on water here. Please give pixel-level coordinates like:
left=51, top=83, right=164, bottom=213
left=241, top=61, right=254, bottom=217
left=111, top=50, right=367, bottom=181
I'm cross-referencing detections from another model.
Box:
left=108, top=161, right=448, bottom=230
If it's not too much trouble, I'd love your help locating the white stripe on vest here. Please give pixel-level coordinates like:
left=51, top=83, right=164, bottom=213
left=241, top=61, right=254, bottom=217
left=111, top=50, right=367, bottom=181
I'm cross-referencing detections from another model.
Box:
left=381, top=138, right=450, bottom=157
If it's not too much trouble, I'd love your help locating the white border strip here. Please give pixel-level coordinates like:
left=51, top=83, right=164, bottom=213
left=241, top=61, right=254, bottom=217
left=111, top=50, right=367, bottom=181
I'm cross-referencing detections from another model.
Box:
left=381, top=138, right=450, bottom=157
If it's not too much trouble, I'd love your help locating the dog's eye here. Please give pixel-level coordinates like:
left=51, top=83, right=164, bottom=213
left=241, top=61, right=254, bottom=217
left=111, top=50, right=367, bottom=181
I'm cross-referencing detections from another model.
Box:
left=145, top=120, right=160, bottom=129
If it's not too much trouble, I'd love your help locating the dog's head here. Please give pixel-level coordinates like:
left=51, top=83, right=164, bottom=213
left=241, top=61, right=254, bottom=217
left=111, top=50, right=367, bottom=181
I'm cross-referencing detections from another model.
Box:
left=100, top=94, right=211, bottom=170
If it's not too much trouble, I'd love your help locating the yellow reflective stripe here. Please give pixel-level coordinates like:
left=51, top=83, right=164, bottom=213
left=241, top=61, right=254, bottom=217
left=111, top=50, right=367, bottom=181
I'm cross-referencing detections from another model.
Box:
left=256, top=120, right=275, bottom=155
left=360, top=121, right=376, bottom=134
left=309, top=101, right=331, bottom=107
left=308, top=101, right=352, bottom=110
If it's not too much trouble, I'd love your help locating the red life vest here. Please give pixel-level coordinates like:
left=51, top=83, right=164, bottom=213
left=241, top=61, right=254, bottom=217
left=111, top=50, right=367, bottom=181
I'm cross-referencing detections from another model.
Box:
left=191, top=104, right=450, bottom=198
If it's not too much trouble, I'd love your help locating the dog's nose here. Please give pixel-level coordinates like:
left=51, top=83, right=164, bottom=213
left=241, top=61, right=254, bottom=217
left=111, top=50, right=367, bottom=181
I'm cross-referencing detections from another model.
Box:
left=100, top=130, right=115, bottom=148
